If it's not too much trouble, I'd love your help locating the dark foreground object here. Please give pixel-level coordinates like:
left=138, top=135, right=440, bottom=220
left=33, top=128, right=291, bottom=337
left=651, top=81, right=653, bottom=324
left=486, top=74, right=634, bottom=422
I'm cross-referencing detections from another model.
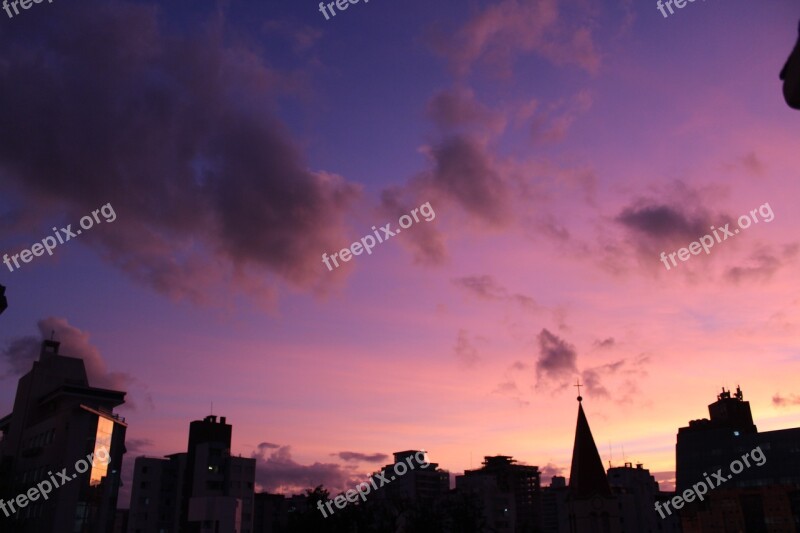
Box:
left=0, top=284, right=7, bottom=315
left=781, top=21, right=800, bottom=109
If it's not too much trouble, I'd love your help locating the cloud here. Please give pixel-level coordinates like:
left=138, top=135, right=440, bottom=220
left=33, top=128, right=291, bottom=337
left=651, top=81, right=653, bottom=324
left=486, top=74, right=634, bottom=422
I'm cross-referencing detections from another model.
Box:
left=454, top=329, right=480, bottom=367
left=494, top=381, right=520, bottom=394
left=429, top=0, right=600, bottom=76
left=1, top=317, right=147, bottom=409
left=0, top=336, right=39, bottom=379
left=725, top=244, right=798, bottom=284
left=492, top=380, right=530, bottom=406
left=509, top=360, right=528, bottom=371
left=125, top=438, right=154, bottom=454
left=252, top=443, right=357, bottom=494
left=379, top=187, right=448, bottom=266
left=540, top=462, right=565, bottom=482
left=452, top=275, right=539, bottom=311
left=594, top=337, right=615, bottom=348
left=773, top=393, right=800, bottom=407
left=616, top=203, right=710, bottom=243
left=0, top=0, right=359, bottom=306
left=725, top=151, right=766, bottom=178
left=580, top=360, right=624, bottom=398
left=335, top=451, right=389, bottom=463
left=427, top=87, right=507, bottom=136
left=530, top=90, right=593, bottom=144
left=423, top=136, right=513, bottom=228
left=580, top=356, right=649, bottom=403
left=535, top=329, right=578, bottom=384
left=453, top=275, right=508, bottom=300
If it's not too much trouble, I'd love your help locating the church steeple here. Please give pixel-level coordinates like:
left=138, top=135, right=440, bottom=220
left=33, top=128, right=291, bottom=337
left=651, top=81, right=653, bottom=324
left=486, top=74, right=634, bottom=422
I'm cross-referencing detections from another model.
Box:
left=568, top=393, right=612, bottom=499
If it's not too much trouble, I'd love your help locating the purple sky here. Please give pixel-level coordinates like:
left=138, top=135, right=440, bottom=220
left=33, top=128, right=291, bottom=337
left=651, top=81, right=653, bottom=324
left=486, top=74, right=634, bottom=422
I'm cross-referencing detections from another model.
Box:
left=2, top=0, right=800, bottom=506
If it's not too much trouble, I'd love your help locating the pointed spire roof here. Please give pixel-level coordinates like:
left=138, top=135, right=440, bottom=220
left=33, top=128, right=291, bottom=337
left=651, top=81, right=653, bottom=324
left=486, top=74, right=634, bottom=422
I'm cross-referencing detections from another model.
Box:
left=568, top=397, right=612, bottom=499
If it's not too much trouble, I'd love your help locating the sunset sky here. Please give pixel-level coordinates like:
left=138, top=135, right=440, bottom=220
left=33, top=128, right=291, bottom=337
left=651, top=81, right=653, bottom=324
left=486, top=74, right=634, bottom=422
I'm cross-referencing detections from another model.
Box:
left=1, top=0, right=799, bottom=506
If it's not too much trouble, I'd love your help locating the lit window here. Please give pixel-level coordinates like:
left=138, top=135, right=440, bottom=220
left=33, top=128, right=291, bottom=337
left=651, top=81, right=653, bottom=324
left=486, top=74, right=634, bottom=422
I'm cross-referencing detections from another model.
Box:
left=90, top=417, right=114, bottom=486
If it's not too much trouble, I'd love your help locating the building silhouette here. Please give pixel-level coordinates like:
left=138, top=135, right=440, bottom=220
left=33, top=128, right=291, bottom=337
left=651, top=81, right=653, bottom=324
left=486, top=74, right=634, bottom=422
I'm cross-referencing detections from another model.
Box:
left=127, top=415, right=255, bottom=533
left=608, top=462, right=680, bottom=533
left=676, top=386, right=800, bottom=531
left=456, top=455, right=541, bottom=532
left=566, top=394, right=621, bottom=533
left=373, top=450, right=449, bottom=503
left=0, top=339, right=127, bottom=533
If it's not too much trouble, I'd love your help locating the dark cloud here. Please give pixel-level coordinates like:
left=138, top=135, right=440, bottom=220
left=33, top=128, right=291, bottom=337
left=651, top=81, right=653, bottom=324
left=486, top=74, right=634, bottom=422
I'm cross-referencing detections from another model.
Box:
left=252, top=443, right=357, bottom=494
left=454, top=329, right=480, bottom=367
left=425, top=136, right=512, bottom=227
left=580, top=360, right=624, bottom=398
left=335, top=451, right=389, bottom=463
left=581, top=368, right=609, bottom=398
left=616, top=204, right=710, bottom=242
left=536, top=329, right=578, bottom=383
left=452, top=275, right=539, bottom=311
left=452, top=275, right=508, bottom=300
left=773, top=393, right=800, bottom=407
left=0, top=0, right=359, bottom=305
left=594, top=337, right=615, bottom=348
left=1, top=317, right=148, bottom=409
left=379, top=187, right=447, bottom=266
left=580, top=356, right=648, bottom=403
left=0, top=336, right=39, bottom=378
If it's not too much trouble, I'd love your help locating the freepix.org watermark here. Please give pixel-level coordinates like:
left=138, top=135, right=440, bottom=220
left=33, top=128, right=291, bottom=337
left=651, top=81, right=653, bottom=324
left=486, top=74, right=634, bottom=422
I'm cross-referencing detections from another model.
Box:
left=655, top=445, right=766, bottom=519
left=655, top=0, right=700, bottom=19
left=0, top=446, right=110, bottom=518
left=322, top=202, right=435, bottom=271
left=3, top=203, right=116, bottom=274
left=316, top=451, right=430, bottom=518
left=2, top=0, right=55, bottom=20
left=660, top=202, right=774, bottom=271
left=318, top=0, right=370, bottom=21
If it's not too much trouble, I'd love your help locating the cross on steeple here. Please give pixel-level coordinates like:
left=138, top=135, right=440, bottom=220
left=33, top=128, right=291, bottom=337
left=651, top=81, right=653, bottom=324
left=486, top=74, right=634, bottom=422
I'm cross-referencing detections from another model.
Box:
left=575, top=379, right=583, bottom=402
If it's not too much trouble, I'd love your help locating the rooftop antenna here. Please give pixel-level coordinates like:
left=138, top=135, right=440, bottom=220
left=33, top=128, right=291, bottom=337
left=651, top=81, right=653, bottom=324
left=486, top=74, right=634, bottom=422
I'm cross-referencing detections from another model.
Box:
left=211, top=401, right=213, bottom=416
left=608, top=441, right=612, bottom=468
left=622, top=444, right=627, bottom=464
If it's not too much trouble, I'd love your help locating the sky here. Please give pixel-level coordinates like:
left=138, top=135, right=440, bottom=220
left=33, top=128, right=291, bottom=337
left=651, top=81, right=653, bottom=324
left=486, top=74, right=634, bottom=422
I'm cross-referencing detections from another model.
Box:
left=1, top=0, right=800, bottom=507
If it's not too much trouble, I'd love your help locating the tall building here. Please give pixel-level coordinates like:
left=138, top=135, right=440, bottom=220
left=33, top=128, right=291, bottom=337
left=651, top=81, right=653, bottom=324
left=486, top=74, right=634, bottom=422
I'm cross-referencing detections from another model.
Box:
left=608, top=462, right=679, bottom=533
left=566, top=394, right=620, bottom=533
left=676, top=386, right=800, bottom=531
left=0, top=339, right=128, bottom=533
left=127, top=454, right=185, bottom=532
left=127, top=415, right=256, bottom=533
left=372, top=450, right=449, bottom=503
left=456, top=455, right=541, bottom=532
